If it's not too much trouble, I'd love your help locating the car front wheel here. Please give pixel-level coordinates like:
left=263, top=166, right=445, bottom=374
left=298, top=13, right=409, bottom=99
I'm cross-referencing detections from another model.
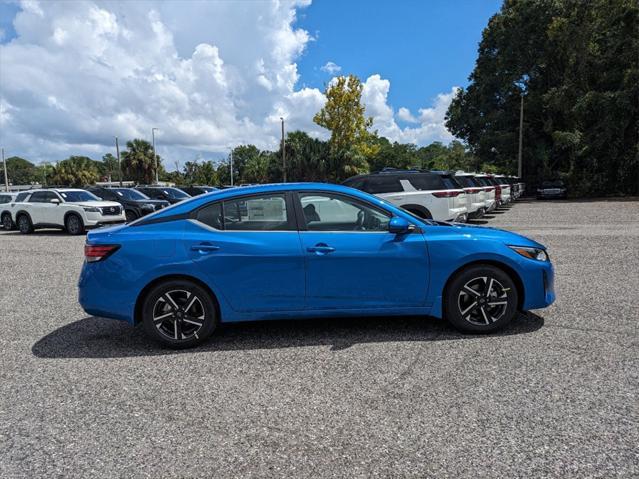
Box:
left=142, top=280, right=217, bottom=348
left=444, top=264, right=518, bottom=333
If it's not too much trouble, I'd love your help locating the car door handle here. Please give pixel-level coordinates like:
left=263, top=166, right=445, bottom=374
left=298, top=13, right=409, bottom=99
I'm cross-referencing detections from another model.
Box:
left=307, top=244, right=335, bottom=254
left=191, top=243, right=220, bottom=253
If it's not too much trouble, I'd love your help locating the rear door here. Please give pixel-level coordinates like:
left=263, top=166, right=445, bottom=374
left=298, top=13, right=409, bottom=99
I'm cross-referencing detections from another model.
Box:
left=296, top=192, right=429, bottom=310
left=185, top=192, right=305, bottom=312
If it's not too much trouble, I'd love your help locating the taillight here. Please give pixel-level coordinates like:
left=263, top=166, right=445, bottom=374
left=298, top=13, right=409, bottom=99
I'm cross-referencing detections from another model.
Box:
left=494, top=185, right=502, bottom=198
left=465, top=188, right=482, bottom=193
left=84, top=244, right=120, bottom=263
left=432, top=190, right=462, bottom=198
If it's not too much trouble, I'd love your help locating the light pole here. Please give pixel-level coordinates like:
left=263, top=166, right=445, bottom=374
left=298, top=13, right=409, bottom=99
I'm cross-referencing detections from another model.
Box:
left=280, top=117, right=286, bottom=182
left=2, top=148, right=8, bottom=192
left=152, top=128, right=159, bottom=184
left=517, top=93, right=524, bottom=178
left=229, top=147, right=234, bottom=186
left=115, top=136, right=122, bottom=186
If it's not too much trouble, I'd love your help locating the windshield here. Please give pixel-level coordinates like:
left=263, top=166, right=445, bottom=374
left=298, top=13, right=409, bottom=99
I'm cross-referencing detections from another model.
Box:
left=113, top=188, right=149, bottom=200
left=165, top=188, right=190, bottom=199
left=59, top=190, right=100, bottom=202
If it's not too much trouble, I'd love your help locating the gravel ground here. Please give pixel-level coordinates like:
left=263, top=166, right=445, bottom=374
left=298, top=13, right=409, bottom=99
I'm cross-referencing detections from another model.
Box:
left=1, top=199, right=638, bottom=478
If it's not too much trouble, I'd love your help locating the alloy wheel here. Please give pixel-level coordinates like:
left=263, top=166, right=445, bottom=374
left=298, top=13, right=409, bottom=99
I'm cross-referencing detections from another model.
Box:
left=67, top=216, right=81, bottom=234
left=18, top=216, right=30, bottom=233
left=152, top=290, right=206, bottom=341
left=457, top=276, right=509, bottom=326
left=2, top=215, right=12, bottom=230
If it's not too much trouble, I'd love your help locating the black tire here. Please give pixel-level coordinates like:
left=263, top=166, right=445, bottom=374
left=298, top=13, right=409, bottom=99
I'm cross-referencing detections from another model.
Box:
left=2, top=213, right=13, bottom=231
left=142, top=279, right=217, bottom=349
left=405, top=208, right=432, bottom=220
left=17, top=214, right=33, bottom=234
left=65, top=214, right=85, bottom=235
left=444, top=264, right=518, bottom=333
left=125, top=210, right=138, bottom=223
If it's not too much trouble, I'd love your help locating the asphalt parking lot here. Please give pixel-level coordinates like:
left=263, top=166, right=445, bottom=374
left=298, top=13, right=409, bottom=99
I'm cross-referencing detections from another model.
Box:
left=1, top=199, right=638, bottom=478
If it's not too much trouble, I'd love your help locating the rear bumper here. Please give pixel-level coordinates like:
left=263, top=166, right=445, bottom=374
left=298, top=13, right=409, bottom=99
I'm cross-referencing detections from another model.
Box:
left=78, top=261, right=136, bottom=322
left=448, top=207, right=468, bottom=222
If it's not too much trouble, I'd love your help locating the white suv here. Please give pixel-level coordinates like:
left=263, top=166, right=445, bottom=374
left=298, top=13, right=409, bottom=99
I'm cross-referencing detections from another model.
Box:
left=343, top=170, right=468, bottom=222
left=453, top=173, right=487, bottom=218
left=11, top=188, right=125, bottom=235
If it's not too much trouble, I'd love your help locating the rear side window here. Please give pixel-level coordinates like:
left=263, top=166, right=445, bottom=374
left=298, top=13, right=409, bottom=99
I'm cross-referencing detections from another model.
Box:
left=406, top=174, right=444, bottom=191
left=363, top=176, right=403, bottom=194
left=0, top=195, right=10, bottom=204
left=196, top=194, right=292, bottom=231
left=16, top=192, right=29, bottom=202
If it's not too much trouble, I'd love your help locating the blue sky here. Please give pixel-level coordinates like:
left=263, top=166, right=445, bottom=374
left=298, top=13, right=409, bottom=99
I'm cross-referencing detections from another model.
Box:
left=296, top=0, right=501, bottom=116
left=0, top=0, right=501, bottom=164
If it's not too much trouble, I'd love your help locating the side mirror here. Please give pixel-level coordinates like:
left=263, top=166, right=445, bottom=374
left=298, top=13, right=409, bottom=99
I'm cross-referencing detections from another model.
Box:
left=388, top=216, right=412, bottom=234
left=50, top=198, right=61, bottom=205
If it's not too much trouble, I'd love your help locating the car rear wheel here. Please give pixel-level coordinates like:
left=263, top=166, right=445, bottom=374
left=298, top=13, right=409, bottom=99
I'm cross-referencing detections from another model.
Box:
left=444, top=264, right=518, bottom=333
left=142, top=280, right=217, bottom=348
left=65, top=214, right=84, bottom=235
left=17, top=214, right=33, bottom=234
left=2, top=213, right=13, bottom=230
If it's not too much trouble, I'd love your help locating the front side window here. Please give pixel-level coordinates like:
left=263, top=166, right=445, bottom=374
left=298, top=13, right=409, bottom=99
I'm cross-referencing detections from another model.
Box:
left=299, top=193, right=390, bottom=232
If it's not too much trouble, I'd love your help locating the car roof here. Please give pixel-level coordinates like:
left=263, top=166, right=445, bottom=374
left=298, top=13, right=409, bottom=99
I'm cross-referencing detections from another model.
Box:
left=137, top=182, right=407, bottom=222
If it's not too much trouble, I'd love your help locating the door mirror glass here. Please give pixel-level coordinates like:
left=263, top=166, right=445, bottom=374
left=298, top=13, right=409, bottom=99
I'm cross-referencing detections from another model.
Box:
left=388, top=216, right=411, bottom=234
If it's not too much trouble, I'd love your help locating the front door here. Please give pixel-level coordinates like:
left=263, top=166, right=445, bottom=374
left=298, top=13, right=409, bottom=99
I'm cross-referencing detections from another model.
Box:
left=186, top=192, right=305, bottom=312
left=296, top=192, right=429, bottom=310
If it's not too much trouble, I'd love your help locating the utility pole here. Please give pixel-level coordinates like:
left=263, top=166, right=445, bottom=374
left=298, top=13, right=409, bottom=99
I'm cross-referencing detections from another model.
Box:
left=42, top=162, right=47, bottom=187
left=280, top=117, right=286, bottom=182
left=2, top=148, right=8, bottom=192
left=229, top=148, right=234, bottom=186
left=115, top=136, right=122, bottom=187
left=517, top=93, right=524, bottom=178
left=152, top=128, right=159, bottom=184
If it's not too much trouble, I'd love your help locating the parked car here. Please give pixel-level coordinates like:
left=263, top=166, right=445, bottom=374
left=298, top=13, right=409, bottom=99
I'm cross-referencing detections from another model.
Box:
left=1, top=191, right=28, bottom=230
left=453, top=173, right=487, bottom=218
left=492, top=176, right=512, bottom=204
left=79, top=183, right=555, bottom=348
left=179, top=186, right=218, bottom=196
left=88, top=187, right=170, bottom=222
left=342, top=169, right=468, bottom=222
left=473, top=175, right=497, bottom=212
left=11, top=188, right=125, bottom=235
left=537, top=180, right=567, bottom=199
left=135, top=186, right=191, bottom=204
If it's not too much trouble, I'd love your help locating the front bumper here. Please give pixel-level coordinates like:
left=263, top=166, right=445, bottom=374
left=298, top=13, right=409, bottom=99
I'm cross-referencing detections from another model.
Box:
left=522, top=259, right=556, bottom=310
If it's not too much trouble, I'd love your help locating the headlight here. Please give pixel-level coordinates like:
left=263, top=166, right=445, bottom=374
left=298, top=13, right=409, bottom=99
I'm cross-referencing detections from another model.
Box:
left=509, top=245, right=549, bottom=261
left=83, top=206, right=100, bottom=213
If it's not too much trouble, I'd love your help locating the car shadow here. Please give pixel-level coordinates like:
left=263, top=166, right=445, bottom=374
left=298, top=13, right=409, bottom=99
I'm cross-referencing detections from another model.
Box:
left=32, top=313, right=545, bottom=359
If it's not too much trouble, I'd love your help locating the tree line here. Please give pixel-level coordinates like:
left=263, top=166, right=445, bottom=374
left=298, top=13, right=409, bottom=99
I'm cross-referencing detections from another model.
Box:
left=2, top=0, right=636, bottom=195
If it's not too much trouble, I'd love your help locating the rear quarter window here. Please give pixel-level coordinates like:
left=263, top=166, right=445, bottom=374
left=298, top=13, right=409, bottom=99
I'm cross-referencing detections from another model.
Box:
left=363, top=176, right=403, bottom=194
left=406, top=174, right=444, bottom=191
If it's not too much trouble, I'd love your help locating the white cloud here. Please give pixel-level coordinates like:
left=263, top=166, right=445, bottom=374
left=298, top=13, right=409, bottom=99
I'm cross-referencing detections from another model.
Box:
left=320, top=61, right=341, bottom=74
left=0, top=0, right=457, bottom=166
left=361, top=76, right=459, bottom=145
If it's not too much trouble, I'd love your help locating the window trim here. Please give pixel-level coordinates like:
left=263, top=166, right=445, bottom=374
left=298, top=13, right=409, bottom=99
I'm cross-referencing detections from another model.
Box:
left=191, top=191, right=298, bottom=232
left=293, top=191, right=394, bottom=233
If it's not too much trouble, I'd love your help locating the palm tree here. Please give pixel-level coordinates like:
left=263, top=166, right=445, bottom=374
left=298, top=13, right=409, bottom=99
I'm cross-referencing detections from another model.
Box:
left=51, top=156, right=99, bottom=187
left=121, top=139, right=159, bottom=184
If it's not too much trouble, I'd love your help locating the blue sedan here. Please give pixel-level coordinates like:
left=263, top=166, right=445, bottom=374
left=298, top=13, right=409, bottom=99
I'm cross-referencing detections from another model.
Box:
left=78, top=183, right=555, bottom=348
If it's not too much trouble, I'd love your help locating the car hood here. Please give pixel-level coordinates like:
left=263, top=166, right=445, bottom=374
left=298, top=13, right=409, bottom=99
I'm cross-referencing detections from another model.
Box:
left=68, top=201, right=123, bottom=208
left=435, top=222, right=545, bottom=249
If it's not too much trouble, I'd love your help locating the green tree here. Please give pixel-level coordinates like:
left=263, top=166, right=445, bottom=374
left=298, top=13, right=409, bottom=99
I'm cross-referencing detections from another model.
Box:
left=50, top=156, right=99, bottom=187
left=314, top=75, right=376, bottom=179
left=446, top=0, right=639, bottom=196
left=0, top=157, right=38, bottom=185
left=121, top=139, right=161, bottom=184
left=101, top=153, right=120, bottom=182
